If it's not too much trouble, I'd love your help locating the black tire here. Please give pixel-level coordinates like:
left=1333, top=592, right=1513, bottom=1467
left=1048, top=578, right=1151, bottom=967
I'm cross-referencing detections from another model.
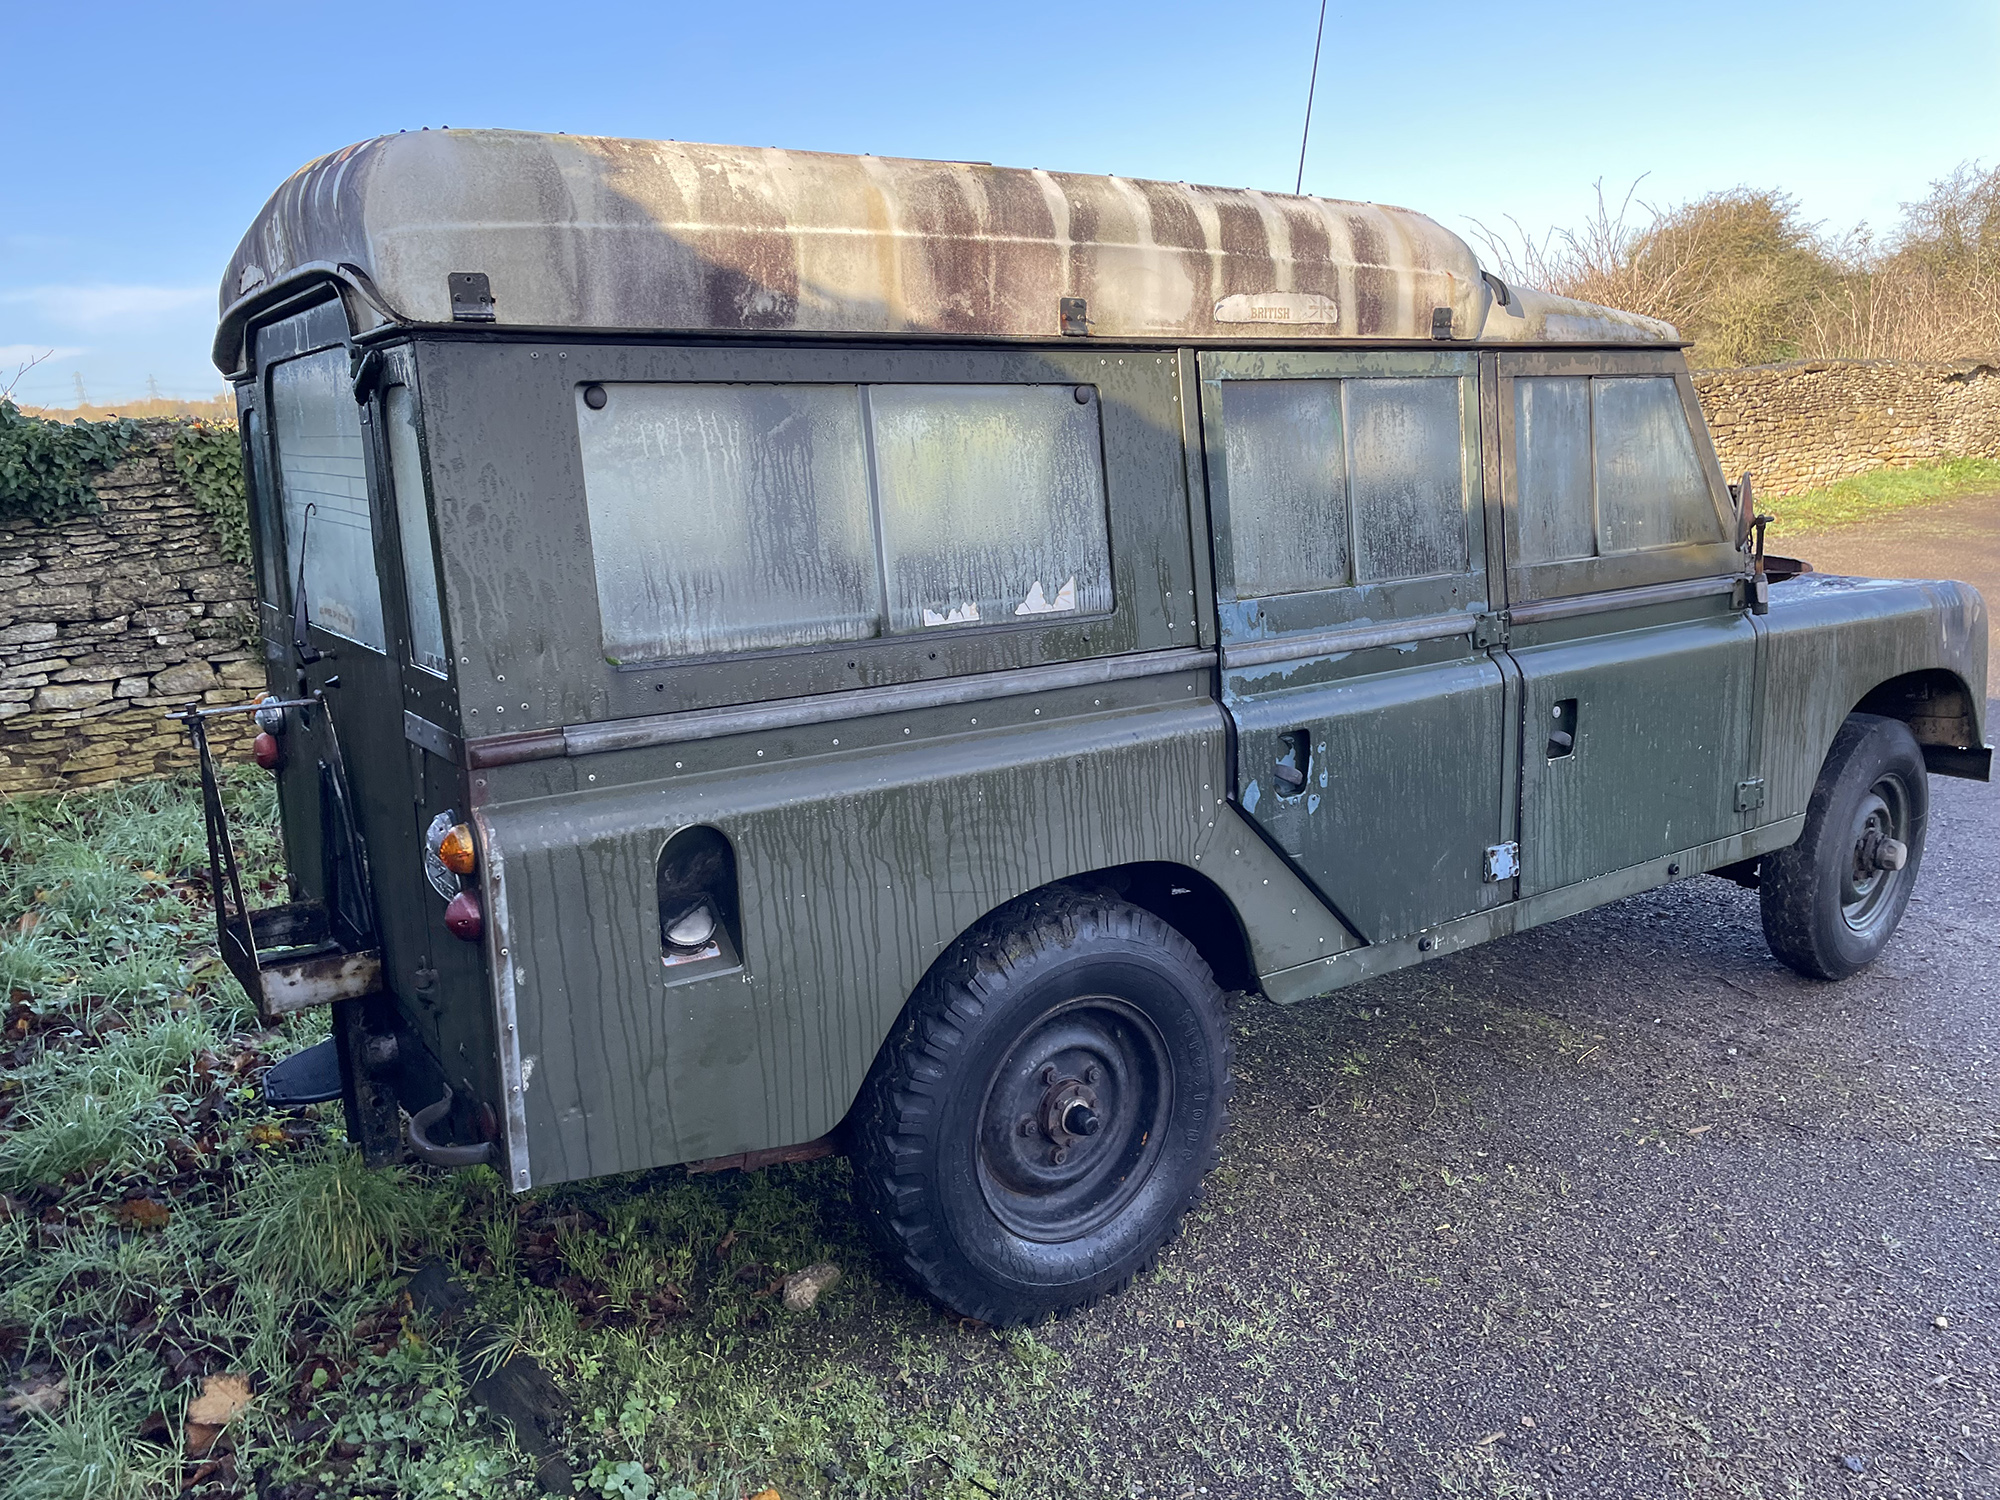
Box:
left=1760, top=713, right=1928, bottom=980
left=848, top=891, right=1233, bottom=1325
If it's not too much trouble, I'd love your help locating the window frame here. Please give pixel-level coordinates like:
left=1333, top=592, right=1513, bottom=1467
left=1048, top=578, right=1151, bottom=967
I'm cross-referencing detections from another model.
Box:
left=1198, top=348, right=1488, bottom=640
left=262, top=337, right=389, bottom=656
left=408, top=339, right=1194, bottom=733
left=572, top=378, right=1119, bottom=666
left=1497, top=349, right=1741, bottom=604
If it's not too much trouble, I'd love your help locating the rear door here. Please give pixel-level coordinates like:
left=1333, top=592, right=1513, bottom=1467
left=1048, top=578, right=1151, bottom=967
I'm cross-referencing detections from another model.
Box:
left=1199, top=350, right=1511, bottom=943
left=249, top=301, right=424, bottom=1011
left=1496, top=350, right=1755, bottom=895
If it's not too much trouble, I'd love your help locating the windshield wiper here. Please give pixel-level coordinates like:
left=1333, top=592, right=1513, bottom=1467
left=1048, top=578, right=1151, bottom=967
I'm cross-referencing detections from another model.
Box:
left=292, top=503, right=326, bottom=666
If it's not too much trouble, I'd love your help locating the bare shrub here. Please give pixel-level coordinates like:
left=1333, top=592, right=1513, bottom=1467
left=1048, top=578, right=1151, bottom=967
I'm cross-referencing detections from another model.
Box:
left=1475, top=163, right=2000, bottom=367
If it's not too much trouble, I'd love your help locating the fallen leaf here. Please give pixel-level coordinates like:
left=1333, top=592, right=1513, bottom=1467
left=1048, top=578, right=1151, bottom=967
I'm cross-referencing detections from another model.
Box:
left=246, top=1122, right=286, bottom=1148
left=715, top=1229, right=740, bottom=1259
left=138, top=870, right=166, bottom=883
left=1686, top=1124, right=1713, bottom=1136
left=749, top=1490, right=782, bottom=1500
left=13, top=912, right=39, bottom=936
left=4, top=1375, right=67, bottom=1418
left=186, top=1373, right=253, bottom=1428
left=115, top=1198, right=171, bottom=1231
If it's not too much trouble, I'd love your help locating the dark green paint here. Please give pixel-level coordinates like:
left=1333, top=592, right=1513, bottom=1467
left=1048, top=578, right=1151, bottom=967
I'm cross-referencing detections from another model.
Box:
left=227, top=293, right=1988, bottom=1192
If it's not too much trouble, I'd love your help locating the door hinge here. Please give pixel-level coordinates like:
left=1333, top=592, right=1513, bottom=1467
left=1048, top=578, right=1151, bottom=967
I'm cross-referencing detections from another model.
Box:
left=1472, top=612, right=1510, bottom=650
left=1483, top=841, right=1520, bottom=882
left=448, top=271, right=496, bottom=322
left=1735, top=778, right=1766, bottom=812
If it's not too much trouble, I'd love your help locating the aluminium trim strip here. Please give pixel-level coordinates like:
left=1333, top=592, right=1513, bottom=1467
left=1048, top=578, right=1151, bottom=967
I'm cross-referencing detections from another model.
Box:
left=1222, top=609, right=1479, bottom=671
left=466, top=646, right=1217, bottom=767
left=471, top=813, right=534, bottom=1192
left=1507, top=573, right=1742, bottom=626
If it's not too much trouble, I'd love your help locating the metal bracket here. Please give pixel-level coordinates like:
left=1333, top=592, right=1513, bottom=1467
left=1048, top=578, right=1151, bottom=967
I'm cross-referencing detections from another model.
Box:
left=448, top=272, right=496, bottom=322
left=1431, top=306, right=1455, bottom=339
left=1059, top=296, right=1090, bottom=337
left=1735, top=778, right=1767, bottom=813
left=1483, top=841, right=1520, bottom=882
left=1472, top=612, right=1510, bottom=650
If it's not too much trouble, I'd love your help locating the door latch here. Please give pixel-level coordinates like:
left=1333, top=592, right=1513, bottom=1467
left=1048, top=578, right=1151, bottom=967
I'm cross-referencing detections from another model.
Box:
left=1273, top=729, right=1311, bottom=794
left=1483, top=841, right=1520, bottom=882
left=1472, top=612, right=1510, bottom=650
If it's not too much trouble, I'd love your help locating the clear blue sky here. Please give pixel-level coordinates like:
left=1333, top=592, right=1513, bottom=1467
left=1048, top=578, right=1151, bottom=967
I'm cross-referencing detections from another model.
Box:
left=5, top=0, right=1996, bottom=408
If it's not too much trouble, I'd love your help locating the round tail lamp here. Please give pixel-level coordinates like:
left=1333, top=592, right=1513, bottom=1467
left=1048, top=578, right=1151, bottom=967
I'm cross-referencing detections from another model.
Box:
left=444, top=890, right=483, bottom=942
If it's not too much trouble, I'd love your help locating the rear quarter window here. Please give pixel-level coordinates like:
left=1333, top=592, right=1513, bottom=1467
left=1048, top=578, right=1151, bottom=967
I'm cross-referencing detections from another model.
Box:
left=575, top=382, right=1113, bottom=664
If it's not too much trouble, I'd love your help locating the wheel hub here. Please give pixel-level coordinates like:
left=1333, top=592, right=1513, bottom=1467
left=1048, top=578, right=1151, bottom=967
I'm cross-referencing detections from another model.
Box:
left=1840, top=777, right=1914, bottom=934
left=976, top=996, right=1172, bottom=1243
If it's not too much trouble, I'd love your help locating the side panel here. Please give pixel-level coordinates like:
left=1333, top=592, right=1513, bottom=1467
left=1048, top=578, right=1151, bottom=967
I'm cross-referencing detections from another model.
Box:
left=1755, top=574, right=1990, bottom=821
left=1512, top=603, right=1757, bottom=895
left=1226, top=650, right=1507, bottom=939
left=476, top=684, right=1353, bottom=1187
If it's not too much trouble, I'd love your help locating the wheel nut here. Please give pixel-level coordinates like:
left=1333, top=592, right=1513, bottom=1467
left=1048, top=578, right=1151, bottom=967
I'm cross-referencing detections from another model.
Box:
left=1051, top=1147, right=1068, bottom=1165
left=1019, top=1117, right=1037, bottom=1137
left=1084, top=1065, right=1101, bottom=1085
left=1040, top=1065, right=1058, bottom=1086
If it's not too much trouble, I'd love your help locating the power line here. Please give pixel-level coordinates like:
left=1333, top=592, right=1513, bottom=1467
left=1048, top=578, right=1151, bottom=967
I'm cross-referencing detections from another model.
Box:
left=1296, top=0, right=1329, bottom=196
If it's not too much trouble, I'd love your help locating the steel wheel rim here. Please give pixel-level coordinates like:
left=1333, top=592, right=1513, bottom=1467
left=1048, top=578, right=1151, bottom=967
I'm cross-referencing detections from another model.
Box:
left=975, top=995, right=1172, bottom=1244
left=1840, top=773, right=1911, bottom=934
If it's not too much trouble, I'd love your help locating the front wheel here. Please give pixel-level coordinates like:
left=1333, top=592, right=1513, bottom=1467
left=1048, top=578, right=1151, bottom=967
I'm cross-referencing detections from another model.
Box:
left=848, top=893, right=1232, bottom=1325
left=1760, top=713, right=1929, bottom=980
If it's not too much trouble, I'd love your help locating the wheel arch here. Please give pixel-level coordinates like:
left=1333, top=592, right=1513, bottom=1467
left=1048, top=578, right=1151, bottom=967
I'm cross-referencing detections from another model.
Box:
left=1852, top=668, right=1991, bottom=781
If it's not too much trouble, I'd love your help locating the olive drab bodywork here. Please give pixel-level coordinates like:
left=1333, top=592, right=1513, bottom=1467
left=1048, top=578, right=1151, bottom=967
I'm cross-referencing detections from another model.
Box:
left=206, top=131, right=1989, bottom=1215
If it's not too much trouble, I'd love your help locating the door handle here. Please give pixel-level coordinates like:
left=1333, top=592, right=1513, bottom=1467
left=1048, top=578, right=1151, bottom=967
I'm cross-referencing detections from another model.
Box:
left=1274, top=729, right=1311, bottom=793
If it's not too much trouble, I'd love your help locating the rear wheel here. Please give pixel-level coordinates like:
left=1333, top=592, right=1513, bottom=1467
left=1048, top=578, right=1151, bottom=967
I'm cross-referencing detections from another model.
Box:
left=1760, top=714, right=1928, bottom=980
left=848, top=892, right=1232, bottom=1325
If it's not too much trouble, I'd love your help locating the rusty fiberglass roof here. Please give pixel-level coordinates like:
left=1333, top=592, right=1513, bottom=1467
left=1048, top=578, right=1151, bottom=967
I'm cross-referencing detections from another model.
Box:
left=214, top=129, right=1676, bottom=371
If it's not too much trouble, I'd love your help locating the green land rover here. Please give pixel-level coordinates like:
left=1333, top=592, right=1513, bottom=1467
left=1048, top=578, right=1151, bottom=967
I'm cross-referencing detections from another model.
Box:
left=189, top=129, right=1990, bottom=1325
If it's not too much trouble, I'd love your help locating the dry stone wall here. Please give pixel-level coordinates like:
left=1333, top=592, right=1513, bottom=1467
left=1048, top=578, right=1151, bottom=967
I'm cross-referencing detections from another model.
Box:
left=0, top=421, right=262, bottom=795
left=1692, top=358, right=2000, bottom=497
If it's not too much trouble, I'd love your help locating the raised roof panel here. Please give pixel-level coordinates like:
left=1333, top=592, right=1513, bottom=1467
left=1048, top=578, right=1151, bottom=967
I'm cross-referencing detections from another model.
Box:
left=216, top=130, right=1675, bottom=369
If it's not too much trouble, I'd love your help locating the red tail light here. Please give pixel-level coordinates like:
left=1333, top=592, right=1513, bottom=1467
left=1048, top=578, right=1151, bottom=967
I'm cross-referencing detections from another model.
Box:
left=444, top=890, right=483, bottom=942
left=252, top=732, right=281, bottom=770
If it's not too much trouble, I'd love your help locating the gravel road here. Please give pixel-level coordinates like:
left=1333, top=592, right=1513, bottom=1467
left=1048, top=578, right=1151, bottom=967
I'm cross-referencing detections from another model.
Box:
left=1014, top=503, right=1998, bottom=1498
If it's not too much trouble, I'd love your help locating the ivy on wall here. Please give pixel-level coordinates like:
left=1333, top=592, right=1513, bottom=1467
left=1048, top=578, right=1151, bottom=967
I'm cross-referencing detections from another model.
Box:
left=0, top=401, right=136, bottom=525
left=170, top=420, right=251, bottom=566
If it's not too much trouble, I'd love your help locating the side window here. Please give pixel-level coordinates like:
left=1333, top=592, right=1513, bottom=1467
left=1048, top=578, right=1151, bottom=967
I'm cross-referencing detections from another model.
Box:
left=383, top=387, right=449, bottom=675
left=1218, top=375, right=1470, bottom=598
left=871, top=384, right=1110, bottom=631
left=577, top=384, right=877, bottom=662
left=1511, top=377, right=1594, bottom=564
left=1513, top=374, right=1723, bottom=564
left=1592, top=378, right=1722, bottom=551
left=240, top=407, right=283, bottom=607
left=268, top=349, right=386, bottom=652
left=1346, top=378, right=1470, bottom=583
left=575, top=382, right=1112, bottom=663
left=1217, top=380, right=1348, bottom=598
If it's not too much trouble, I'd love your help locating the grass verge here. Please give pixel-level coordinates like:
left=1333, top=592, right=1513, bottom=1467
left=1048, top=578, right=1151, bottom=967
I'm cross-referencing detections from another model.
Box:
left=1765, top=455, right=2000, bottom=536
left=0, top=773, right=1126, bottom=1500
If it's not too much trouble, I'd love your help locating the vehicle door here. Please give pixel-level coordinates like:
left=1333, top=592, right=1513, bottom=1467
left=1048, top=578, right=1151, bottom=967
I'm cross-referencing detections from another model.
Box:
left=244, top=300, right=427, bottom=1032
left=1198, top=350, right=1511, bottom=943
left=355, top=348, right=492, bottom=1118
left=1495, top=350, right=1755, bottom=896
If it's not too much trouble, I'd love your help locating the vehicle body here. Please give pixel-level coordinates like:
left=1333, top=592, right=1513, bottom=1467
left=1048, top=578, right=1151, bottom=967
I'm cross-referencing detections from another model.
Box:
left=204, top=130, right=1990, bottom=1321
